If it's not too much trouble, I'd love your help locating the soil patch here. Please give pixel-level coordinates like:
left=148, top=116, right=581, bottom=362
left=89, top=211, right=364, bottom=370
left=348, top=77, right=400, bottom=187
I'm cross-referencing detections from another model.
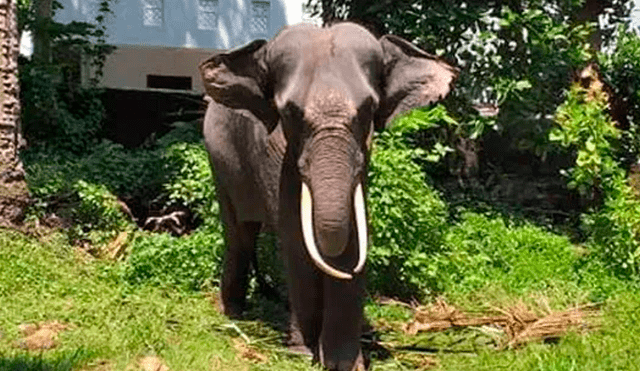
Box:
left=137, top=356, right=169, bottom=371
left=232, top=338, right=269, bottom=364
left=15, top=321, right=70, bottom=350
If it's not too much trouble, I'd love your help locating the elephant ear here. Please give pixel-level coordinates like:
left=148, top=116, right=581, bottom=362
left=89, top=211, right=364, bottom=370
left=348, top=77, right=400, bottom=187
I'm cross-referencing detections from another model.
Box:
left=199, top=40, right=279, bottom=132
left=376, top=35, right=458, bottom=129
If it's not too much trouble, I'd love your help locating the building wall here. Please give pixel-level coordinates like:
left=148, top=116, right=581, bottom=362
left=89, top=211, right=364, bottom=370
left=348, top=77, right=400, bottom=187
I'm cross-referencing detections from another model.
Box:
left=55, top=0, right=303, bottom=49
left=52, top=0, right=310, bottom=91
left=98, top=44, right=218, bottom=92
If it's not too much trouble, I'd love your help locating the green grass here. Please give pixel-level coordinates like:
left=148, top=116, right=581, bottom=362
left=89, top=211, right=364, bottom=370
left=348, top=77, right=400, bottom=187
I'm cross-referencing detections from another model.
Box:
left=1, top=222, right=639, bottom=371
left=0, top=229, right=313, bottom=371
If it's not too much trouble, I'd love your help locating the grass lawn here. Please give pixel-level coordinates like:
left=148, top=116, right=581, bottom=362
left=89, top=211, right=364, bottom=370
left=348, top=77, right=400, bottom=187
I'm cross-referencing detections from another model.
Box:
left=1, top=226, right=639, bottom=371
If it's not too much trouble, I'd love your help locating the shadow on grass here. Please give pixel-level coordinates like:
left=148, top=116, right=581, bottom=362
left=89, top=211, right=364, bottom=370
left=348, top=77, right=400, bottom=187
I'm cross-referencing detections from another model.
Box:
left=239, top=286, right=394, bottom=365
left=0, top=348, right=94, bottom=371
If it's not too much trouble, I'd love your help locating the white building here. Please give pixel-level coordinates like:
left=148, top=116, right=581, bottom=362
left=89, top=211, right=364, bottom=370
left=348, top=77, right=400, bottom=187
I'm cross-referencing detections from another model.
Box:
left=50, top=0, right=313, bottom=92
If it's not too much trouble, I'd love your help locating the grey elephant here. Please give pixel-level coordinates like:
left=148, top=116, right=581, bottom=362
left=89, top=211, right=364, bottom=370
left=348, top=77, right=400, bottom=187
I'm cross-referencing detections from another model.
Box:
left=199, top=22, right=457, bottom=371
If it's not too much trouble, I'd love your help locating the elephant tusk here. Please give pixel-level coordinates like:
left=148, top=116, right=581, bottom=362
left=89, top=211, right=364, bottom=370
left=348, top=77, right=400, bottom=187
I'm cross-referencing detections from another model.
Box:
left=353, top=183, right=367, bottom=274
left=301, top=182, right=353, bottom=280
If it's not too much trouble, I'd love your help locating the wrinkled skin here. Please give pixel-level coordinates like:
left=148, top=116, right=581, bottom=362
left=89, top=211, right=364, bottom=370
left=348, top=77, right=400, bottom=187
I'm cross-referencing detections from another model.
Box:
left=199, top=22, right=457, bottom=371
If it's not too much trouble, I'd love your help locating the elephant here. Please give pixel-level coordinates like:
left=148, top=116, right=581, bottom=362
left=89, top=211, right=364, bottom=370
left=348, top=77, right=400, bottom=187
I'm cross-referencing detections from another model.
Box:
left=199, top=22, right=457, bottom=371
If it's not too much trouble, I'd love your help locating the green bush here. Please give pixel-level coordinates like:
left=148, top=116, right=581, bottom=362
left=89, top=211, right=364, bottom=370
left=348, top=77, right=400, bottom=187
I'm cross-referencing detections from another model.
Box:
left=436, top=212, right=579, bottom=295
left=550, top=83, right=621, bottom=196
left=600, top=26, right=640, bottom=162
left=67, top=180, right=134, bottom=246
left=122, top=223, right=224, bottom=291
left=22, top=123, right=222, bottom=267
left=20, top=61, right=108, bottom=153
left=71, top=180, right=129, bottom=230
left=582, top=176, right=640, bottom=277
left=367, top=106, right=455, bottom=299
left=551, top=75, right=640, bottom=277
left=115, top=125, right=228, bottom=290
left=23, top=140, right=166, bottom=206
left=23, top=122, right=204, bottom=213
left=162, top=142, right=217, bottom=221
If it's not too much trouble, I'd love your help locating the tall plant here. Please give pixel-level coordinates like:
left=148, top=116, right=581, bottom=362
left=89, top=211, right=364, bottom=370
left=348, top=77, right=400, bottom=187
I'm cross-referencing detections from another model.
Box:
left=551, top=68, right=640, bottom=277
left=19, top=0, right=115, bottom=152
left=368, top=106, right=456, bottom=298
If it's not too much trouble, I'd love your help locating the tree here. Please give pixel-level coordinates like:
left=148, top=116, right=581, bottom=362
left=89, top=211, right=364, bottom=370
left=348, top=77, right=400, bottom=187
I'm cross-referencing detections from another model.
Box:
left=0, top=0, right=29, bottom=227
left=306, top=0, right=632, bottom=178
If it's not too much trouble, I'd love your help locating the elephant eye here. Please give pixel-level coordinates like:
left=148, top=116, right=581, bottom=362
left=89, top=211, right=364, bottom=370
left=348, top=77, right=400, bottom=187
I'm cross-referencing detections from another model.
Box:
left=280, top=101, right=303, bottom=119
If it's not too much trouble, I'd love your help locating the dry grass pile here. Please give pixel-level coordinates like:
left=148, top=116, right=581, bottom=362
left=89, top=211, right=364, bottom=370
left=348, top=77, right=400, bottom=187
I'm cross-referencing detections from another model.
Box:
left=403, top=299, right=600, bottom=347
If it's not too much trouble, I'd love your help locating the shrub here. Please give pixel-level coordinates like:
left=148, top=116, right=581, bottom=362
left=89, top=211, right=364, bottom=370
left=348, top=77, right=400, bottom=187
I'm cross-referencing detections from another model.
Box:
left=367, top=106, right=455, bottom=299
left=22, top=122, right=218, bottom=250
left=550, top=72, right=640, bottom=277
left=162, top=142, right=217, bottom=221
left=550, top=82, right=621, bottom=197
left=20, top=60, right=109, bottom=153
left=600, top=26, right=640, bottom=163
left=23, top=140, right=166, bottom=213
left=436, top=211, right=579, bottom=295
left=67, top=180, right=134, bottom=246
left=71, top=180, right=129, bottom=230
left=22, top=122, right=204, bottom=215
left=122, top=223, right=224, bottom=291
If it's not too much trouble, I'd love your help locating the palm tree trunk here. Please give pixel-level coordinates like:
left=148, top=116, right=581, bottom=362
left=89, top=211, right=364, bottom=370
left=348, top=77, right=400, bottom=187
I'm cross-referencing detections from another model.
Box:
left=0, top=0, right=29, bottom=227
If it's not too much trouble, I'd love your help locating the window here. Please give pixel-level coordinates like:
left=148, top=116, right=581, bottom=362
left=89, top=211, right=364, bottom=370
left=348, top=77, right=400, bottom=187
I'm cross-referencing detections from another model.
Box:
left=197, top=0, right=218, bottom=31
left=147, top=75, right=193, bottom=90
left=250, top=1, right=270, bottom=35
left=142, top=0, right=163, bottom=27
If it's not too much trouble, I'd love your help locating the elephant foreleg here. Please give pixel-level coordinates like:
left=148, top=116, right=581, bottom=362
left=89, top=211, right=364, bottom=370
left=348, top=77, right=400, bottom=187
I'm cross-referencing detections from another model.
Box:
left=320, top=273, right=366, bottom=371
left=283, top=238, right=324, bottom=358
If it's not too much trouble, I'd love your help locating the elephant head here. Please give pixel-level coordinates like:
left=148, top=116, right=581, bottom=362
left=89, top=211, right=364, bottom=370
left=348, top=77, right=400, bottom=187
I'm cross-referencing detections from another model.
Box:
left=200, top=22, right=457, bottom=281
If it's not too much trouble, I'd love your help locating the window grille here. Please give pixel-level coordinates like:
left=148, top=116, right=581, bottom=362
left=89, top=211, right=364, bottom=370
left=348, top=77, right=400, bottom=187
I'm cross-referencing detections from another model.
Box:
left=250, top=1, right=270, bottom=35
left=142, top=0, right=163, bottom=27
left=197, top=0, right=218, bottom=31
left=301, top=2, right=321, bottom=26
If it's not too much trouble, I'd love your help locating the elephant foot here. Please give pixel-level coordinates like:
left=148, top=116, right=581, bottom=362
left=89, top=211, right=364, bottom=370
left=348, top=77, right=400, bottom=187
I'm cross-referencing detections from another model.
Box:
left=320, top=347, right=366, bottom=371
left=218, top=293, right=246, bottom=319
left=285, top=323, right=313, bottom=357
left=285, top=317, right=319, bottom=360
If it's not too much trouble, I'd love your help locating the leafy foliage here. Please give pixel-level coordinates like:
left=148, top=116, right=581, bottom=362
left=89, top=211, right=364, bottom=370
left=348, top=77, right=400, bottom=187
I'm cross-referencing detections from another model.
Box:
left=162, top=142, right=217, bottom=222
left=71, top=180, right=130, bottom=231
left=19, top=0, right=115, bottom=152
left=550, top=83, right=621, bottom=196
left=367, top=106, right=454, bottom=298
left=23, top=140, right=166, bottom=209
left=436, top=211, right=579, bottom=296
left=20, top=62, right=107, bottom=152
left=551, top=74, right=640, bottom=277
left=600, top=25, right=640, bottom=165
left=122, top=224, right=224, bottom=291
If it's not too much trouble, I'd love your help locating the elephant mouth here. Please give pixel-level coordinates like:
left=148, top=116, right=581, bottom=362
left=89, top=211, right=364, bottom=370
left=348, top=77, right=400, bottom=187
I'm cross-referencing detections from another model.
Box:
left=300, top=181, right=367, bottom=280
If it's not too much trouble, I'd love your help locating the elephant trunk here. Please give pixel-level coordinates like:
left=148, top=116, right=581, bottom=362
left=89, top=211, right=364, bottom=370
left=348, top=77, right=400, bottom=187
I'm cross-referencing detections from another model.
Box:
left=300, top=133, right=368, bottom=280
left=309, top=135, right=356, bottom=257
